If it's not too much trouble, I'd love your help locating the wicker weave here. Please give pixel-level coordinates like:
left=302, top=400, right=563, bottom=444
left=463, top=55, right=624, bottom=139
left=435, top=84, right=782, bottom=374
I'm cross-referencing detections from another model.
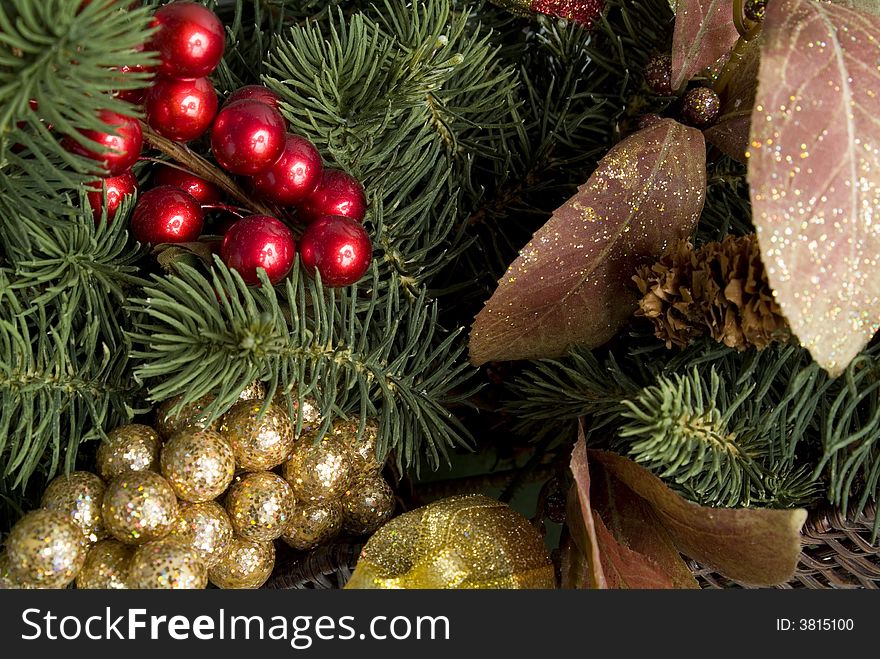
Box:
left=689, top=503, right=880, bottom=589
left=264, top=544, right=363, bottom=590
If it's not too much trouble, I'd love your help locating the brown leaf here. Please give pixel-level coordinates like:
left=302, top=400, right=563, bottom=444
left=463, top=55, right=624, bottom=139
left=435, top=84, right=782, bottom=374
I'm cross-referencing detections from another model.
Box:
left=567, top=426, right=696, bottom=589
left=704, top=35, right=761, bottom=163
left=469, top=119, right=706, bottom=365
left=567, top=430, right=607, bottom=588
left=748, top=0, right=880, bottom=376
left=590, top=462, right=700, bottom=589
left=671, top=0, right=740, bottom=90
left=591, top=450, right=807, bottom=585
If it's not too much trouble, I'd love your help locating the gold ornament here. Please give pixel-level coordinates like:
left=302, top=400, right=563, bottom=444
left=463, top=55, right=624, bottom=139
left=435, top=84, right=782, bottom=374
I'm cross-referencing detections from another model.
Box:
left=332, top=417, right=383, bottom=475
left=345, top=494, right=556, bottom=590
left=0, top=551, right=33, bottom=589
left=280, top=500, right=343, bottom=551
left=156, top=394, right=219, bottom=439
left=41, top=471, right=107, bottom=543
left=238, top=380, right=267, bottom=401
left=127, top=539, right=207, bottom=589
left=282, top=435, right=353, bottom=502
left=160, top=429, right=235, bottom=502
left=97, top=424, right=161, bottom=480
left=170, top=501, right=233, bottom=567
left=225, top=471, right=294, bottom=541
left=6, top=509, right=87, bottom=588
left=342, top=473, right=395, bottom=536
left=75, top=539, right=133, bottom=589
left=219, top=399, right=295, bottom=471
left=273, top=389, right=322, bottom=436
left=208, top=536, right=275, bottom=589
left=102, top=471, right=179, bottom=544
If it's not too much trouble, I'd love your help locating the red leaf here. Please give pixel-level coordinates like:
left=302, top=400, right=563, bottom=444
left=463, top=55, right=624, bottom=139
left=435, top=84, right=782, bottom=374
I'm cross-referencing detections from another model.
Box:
left=671, top=0, right=740, bottom=90
left=469, top=119, right=706, bottom=365
left=748, top=0, right=880, bottom=375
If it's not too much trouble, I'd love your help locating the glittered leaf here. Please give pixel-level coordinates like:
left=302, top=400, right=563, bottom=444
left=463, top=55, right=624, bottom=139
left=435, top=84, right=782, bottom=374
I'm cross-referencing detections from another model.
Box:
left=748, top=0, right=880, bottom=376
left=671, top=0, right=740, bottom=90
left=469, top=119, right=706, bottom=365
left=704, top=35, right=761, bottom=163
left=592, top=450, right=807, bottom=585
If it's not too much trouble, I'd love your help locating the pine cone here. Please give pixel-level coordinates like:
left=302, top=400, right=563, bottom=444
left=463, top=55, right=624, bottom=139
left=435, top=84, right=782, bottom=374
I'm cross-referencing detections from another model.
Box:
left=633, top=234, right=790, bottom=351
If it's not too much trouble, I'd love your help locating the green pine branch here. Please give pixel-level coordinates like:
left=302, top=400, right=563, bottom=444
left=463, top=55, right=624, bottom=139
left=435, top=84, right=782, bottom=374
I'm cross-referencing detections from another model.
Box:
left=0, top=0, right=156, bottom=184
left=127, top=258, right=477, bottom=471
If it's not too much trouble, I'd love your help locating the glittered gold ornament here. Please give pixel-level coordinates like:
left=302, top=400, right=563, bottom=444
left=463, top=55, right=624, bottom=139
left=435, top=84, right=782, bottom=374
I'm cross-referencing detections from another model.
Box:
left=170, top=501, right=233, bottom=567
left=6, top=509, right=87, bottom=588
left=160, top=429, right=235, bottom=502
left=102, top=471, right=179, bottom=544
left=127, top=539, right=207, bottom=589
left=41, top=471, right=107, bottom=543
left=345, top=494, right=556, bottom=589
left=208, top=536, right=275, bottom=589
left=282, top=435, right=353, bottom=502
left=239, top=380, right=267, bottom=402
left=331, top=417, right=382, bottom=475
left=280, top=500, right=343, bottom=551
left=97, top=424, right=161, bottom=481
left=156, top=393, right=219, bottom=439
left=219, top=400, right=295, bottom=471
left=225, top=471, right=294, bottom=541
left=0, top=552, right=33, bottom=589
left=342, top=473, right=395, bottom=536
left=273, top=390, right=322, bottom=437
left=75, top=539, right=133, bottom=589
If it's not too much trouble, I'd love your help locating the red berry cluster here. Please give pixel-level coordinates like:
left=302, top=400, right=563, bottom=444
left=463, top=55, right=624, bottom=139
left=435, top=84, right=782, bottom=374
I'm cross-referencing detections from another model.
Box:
left=78, top=2, right=372, bottom=289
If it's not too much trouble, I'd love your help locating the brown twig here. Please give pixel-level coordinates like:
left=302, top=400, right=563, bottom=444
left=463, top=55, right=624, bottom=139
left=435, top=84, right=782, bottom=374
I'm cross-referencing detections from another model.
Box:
left=139, top=120, right=277, bottom=217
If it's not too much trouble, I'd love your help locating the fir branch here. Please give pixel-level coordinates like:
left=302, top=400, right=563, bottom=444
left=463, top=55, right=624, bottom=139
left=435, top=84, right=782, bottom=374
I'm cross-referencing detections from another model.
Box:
left=127, top=258, right=476, bottom=470
left=0, top=272, right=136, bottom=489
left=0, top=0, right=156, bottom=178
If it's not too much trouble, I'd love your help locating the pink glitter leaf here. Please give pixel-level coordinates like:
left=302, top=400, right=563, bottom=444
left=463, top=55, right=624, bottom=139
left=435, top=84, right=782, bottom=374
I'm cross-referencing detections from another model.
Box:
left=670, top=0, right=740, bottom=90
left=469, top=119, right=706, bottom=365
left=748, top=0, right=880, bottom=376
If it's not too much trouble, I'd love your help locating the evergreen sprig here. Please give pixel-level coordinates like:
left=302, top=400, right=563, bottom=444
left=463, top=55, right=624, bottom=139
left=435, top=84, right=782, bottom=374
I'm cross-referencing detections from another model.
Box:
left=0, top=0, right=156, bottom=182
left=127, top=258, right=476, bottom=470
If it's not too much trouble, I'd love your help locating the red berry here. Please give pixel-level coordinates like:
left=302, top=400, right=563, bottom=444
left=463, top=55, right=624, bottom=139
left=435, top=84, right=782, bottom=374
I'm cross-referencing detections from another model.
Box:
left=148, top=2, right=225, bottom=79
left=153, top=164, right=222, bottom=204
left=145, top=76, right=218, bottom=142
left=86, top=170, right=138, bottom=223
left=298, top=169, right=367, bottom=224
left=298, top=215, right=372, bottom=288
left=220, top=215, right=296, bottom=286
left=131, top=185, right=204, bottom=244
left=113, top=62, right=154, bottom=105
left=65, top=109, right=142, bottom=176
left=223, top=85, right=281, bottom=110
left=251, top=134, right=323, bottom=206
left=210, top=100, right=287, bottom=175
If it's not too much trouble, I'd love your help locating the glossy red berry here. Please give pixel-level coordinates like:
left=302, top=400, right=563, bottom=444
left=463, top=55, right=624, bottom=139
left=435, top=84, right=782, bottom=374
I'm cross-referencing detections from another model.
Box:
left=220, top=215, right=296, bottom=286
left=153, top=164, right=222, bottom=204
left=65, top=109, right=143, bottom=176
left=131, top=185, right=204, bottom=244
left=145, top=76, right=218, bottom=142
left=223, top=85, right=281, bottom=110
left=298, top=215, right=372, bottom=288
left=113, top=62, right=154, bottom=105
left=148, top=2, right=225, bottom=79
left=297, top=169, right=367, bottom=224
left=210, top=100, right=287, bottom=175
left=86, top=170, right=138, bottom=223
left=251, top=134, right=323, bottom=206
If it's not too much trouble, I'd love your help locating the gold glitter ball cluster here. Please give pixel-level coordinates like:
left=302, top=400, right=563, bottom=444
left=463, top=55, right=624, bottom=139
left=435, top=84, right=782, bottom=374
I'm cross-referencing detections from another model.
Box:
left=2, top=386, right=398, bottom=589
